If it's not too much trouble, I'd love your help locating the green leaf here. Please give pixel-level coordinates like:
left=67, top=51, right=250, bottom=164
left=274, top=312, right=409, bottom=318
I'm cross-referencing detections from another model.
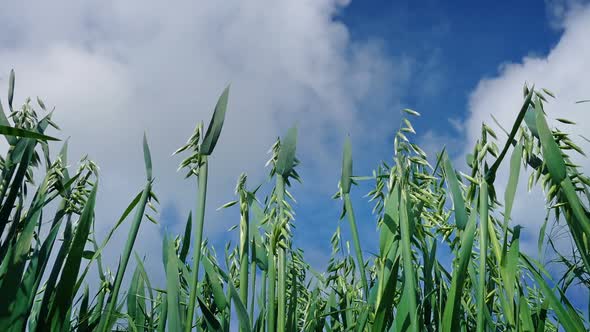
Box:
left=518, top=288, right=535, bottom=332
left=0, top=97, right=15, bottom=145
left=229, top=281, right=253, bottom=332
left=197, top=296, right=222, bottom=331
left=99, top=181, right=152, bottom=332
left=201, top=85, right=230, bottom=155
left=538, top=211, right=550, bottom=260
left=127, top=266, right=146, bottom=331
left=442, top=197, right=478, bottom=332
left=2, top=211, right=64, bottom=331
left=133, top=253, right=154, bottom=310
left=179, top=212, right=192, bottom=263
left=202, top=255, right=228, bottom=310
left=48, top=182, right=98, bottom=331
left=341, top=136, right=352, bottom=194
left=276, top=126, right=298, bottom=176
left=504, top=226, right=521, bottom=305
left=8, top=69, right=15, bottom=110
left=35, top=219, right=74, bottom=329
left=443, top=153, right=467, bottom=230
left=78, top=285, right=90, bottom=331
left=163, top=233, right=183, bottom=332
left=156, top=294, right=168, bottom=332
left=503, top=143, right=522, bottom=230
left=522, top=256, right=586, bottom=332
left=0, top=125, right=59, bottom=141
left=82, top=250, right=95, bottom=259
left=0, top=193, right=50, bottom=329
left=535, top=102, right=566, bottom=183
left=143, top=132, right=153, bottom=181
left=394, top=191, right=418, bottom=332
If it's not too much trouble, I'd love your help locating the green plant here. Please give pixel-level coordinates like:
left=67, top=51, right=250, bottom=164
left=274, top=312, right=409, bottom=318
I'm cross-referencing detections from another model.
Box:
left=0, top=70, right=589, bottom=332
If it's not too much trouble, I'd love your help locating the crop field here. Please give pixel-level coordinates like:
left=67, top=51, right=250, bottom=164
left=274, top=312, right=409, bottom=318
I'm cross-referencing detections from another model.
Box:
left=0, top=69, right=589, bottom=331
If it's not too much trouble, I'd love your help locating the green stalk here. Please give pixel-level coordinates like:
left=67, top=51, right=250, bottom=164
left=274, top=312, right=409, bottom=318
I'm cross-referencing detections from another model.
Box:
left=224, top=278, right=232, bottom=331
left=339, top=136, right=368, bottom=299
left=249, top=252, right=256, bottom=327
left=477, top=182, right=489, bottom=332
left=185, top=156, right=208, bottom=332
left=267, top=249, right=276, bottom=332
left=238, top=186, right=249, bottom=331
left=276, top=175, right=286, bottom=332
left=259, top=269, right=267, bottom=331
left=277, top=250, right=286, bottom=332
left=485, top=88, right=533, bottom=184
left=343, top=193, right=368, bottom=300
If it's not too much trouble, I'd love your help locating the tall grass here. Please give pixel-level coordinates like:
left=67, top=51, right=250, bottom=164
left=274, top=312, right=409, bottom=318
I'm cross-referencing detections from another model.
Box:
left=0, top=70, right=589, bottom=331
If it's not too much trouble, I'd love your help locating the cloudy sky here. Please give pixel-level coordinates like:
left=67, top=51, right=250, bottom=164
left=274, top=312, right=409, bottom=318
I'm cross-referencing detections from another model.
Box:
left=1, top=0, right=590, bottom=300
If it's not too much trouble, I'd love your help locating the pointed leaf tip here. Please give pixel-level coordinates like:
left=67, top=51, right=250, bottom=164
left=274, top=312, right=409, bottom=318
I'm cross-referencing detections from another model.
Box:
left=0, top=125, right=60, bottom=141
left=276, top=125, right=298, bottom=176
left=443, top=153, right=467, bottom=230
left=201, top=86, right=230, bottom=155
left=8, top=69, right=15, bottom=109
left=341, top=136, right=352, bottom=194
left=143, top=132, right=153, bottom=181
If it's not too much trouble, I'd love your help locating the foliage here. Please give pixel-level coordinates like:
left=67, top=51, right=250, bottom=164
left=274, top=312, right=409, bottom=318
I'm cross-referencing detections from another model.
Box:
left=0, top=71, right=589, bottom=331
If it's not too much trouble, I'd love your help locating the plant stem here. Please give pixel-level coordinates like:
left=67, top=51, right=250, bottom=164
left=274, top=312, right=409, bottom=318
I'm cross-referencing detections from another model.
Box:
left=485, top=88, right=533, bottom=184
left=260, top=270, right=267, bottom=331
left=277, top=249, right=286, bottom=332
left=477, top=182, right=488, bottom=332
left=239, top=190, right=249, bottom=332
left=267, top=251, right=276, bottom=332
left=276, top=175, right=286, bottom=332
left=185, top=156, right=208, bottom=332
left=249, top=251, right=256, bottom=327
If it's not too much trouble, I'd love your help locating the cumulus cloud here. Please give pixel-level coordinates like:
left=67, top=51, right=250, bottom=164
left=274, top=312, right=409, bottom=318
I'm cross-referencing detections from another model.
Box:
left=0, top=0, right=406, bottom=286
left=463, top=4, right=590, bottom=255
left=545, top=0, right=590, bottom=29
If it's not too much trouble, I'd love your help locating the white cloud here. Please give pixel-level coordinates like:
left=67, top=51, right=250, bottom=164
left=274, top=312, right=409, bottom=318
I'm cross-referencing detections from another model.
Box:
left=463, top=4, right=590, bottom=256
left=545, top=0, right=590, bottom=29
left=0, top=0, right=405, bottom=287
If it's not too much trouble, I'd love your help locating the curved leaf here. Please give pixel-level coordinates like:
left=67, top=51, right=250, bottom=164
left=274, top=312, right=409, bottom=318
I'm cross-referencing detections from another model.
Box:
left=201, top=86, right=230, bottom=155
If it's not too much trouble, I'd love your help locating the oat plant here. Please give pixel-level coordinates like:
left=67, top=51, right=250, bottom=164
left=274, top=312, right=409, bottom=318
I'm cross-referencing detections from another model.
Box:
left=1, top=70, right=590, bottom=332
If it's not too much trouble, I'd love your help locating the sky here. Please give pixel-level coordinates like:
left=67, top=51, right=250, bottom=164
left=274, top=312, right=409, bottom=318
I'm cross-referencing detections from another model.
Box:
left=1, top=0, right=590, bottom=307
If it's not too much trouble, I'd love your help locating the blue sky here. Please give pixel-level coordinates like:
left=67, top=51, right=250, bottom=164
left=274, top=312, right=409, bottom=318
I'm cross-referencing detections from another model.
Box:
left=289, top=0, right=590, bottom=308
left=1, top=0, right=590, bottom=311
left=339, top=0, right=560, bottom=132
left=292, top=0, right=564, bottom=261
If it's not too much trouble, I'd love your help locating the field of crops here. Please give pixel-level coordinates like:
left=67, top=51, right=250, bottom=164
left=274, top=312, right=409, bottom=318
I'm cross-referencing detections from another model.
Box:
left=0, top=69, right=589, bottom=331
